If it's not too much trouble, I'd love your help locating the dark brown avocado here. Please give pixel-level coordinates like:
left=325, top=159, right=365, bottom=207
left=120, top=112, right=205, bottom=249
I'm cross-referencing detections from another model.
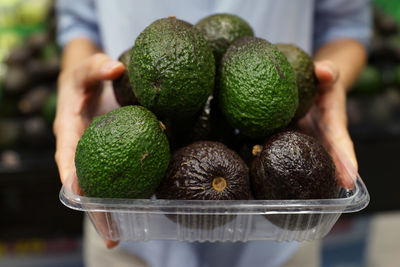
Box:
left=250, top=130, right=338, bottom=230
left=112, top=48, right=139, bottom=106
left=157, top=141, right=250, bottom=228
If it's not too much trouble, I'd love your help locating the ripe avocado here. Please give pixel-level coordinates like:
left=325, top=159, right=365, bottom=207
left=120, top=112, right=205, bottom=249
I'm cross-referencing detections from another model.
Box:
left=112, top=48, right=139, bottom=106
left=195, top=13, right=254, bottom=66
left=129, top=17, right=215, bottom=118
left=157, top=141, right=249, bottom=200
left=75, top=105, right=170, bottom=199
left=157, top=141, right=250, bottom=228
left=276, top=43, right=317, bottom=120
left=250, top=131, right=338, bottom=230
left=219, top=37, right=298, bottom=138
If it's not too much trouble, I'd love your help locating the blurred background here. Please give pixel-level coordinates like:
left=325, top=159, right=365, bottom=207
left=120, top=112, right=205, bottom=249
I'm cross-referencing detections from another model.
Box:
left=0, top=0, right=399, bottom=266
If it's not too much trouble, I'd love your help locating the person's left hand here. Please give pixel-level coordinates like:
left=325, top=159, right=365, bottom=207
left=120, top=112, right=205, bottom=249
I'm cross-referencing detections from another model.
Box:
left=298, top=61, right=357, bottom=188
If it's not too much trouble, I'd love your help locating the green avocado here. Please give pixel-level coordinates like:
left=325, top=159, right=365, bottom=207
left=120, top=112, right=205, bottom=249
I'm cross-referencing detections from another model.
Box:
left=276, top=43, right=317, bottom=120
left=351, top=65, right=383, bottom=94
left=112, top=48, right=139, bottom=106
left=219, top=37, right=298, bottom=138
left=195, top=13, right=254, bottom=66
left=129, top=17, right=215, bottom=118
left=75, top=105, right=170, bottom=199
left=41, top=90, right=57, bottom=123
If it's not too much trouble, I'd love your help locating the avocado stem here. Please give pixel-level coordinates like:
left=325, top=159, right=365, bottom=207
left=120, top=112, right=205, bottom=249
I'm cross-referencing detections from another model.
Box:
left=252, top=145, right=263, bottom=156
left=159, top=121, right=166, bottom=131
left=212, top=177, right=227, bottom=192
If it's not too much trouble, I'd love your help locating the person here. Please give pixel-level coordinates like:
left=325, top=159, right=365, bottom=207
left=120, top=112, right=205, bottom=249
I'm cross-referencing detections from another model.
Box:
left=54, top=0, right=371, bottom=266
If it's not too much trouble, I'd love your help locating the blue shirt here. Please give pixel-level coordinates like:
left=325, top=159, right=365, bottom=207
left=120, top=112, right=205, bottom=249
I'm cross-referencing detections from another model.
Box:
left=56, top=0, right=371, bottom=58
left=56, top=1, right=371, bottom=267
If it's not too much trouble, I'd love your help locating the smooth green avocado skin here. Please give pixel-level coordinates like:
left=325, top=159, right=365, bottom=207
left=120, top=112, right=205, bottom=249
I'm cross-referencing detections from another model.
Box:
left=195, top=13, right=254, bottom=65
left=129, top=17, right=215, bottom=118
left=219, top=37, right=298, bottom=138
left=75, top=105, right=170, bottom=199
left=276, top=43, right=317, bottom=120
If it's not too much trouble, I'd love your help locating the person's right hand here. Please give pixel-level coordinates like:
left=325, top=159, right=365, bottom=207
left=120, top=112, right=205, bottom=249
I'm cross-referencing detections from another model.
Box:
left=53, top=53, right=124, bottom=248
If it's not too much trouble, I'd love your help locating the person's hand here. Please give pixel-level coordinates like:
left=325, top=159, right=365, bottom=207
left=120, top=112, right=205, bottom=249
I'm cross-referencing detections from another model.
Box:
left=298, top=60, right=357, bottom=188
left=53, top=53, right=124, bottom=249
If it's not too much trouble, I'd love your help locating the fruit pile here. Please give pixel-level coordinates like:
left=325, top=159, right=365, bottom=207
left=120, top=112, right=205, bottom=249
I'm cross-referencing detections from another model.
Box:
left=347, top=6, right=400, bottom=135
left=75, top=15, right=339, bottom=215
left=0, top=1, right=58, bottom=160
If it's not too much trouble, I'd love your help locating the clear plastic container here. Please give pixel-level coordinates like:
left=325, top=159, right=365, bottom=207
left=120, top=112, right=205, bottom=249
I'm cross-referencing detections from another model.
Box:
left=59, top=114, right=370, bottom=242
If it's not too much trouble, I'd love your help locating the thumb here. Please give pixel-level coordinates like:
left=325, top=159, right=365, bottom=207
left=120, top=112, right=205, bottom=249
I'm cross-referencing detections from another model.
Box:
left=314, top=60, right=339, bottom=89
left=75, top=53, right=125, bottom=87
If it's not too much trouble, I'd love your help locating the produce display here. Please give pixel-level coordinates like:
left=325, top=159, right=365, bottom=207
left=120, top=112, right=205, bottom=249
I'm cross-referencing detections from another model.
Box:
left=0, top=0, right=58, bottom=157
left=347, top=7, right=400, bottom=136
left=75, top=14, right=341, bottom=231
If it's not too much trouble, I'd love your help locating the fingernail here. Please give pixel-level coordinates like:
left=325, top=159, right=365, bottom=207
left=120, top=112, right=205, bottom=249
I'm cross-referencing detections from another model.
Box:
left=323, top=65, right=338, bottom=82
left=101, top=61, right=122, bottom=73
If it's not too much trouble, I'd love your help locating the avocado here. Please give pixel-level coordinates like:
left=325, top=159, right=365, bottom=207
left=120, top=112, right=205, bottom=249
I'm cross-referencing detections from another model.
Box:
left=157, top=141, right=249, bottom=200
left=157, top=141, right=250, bottom=228
left=219, top=37, right=298, bottom=138
left=129, top=17, right=215, bottom=118
left=276, top=43, right=317, bottom=120
left=0, top=119, right=22, bottom=149
left=18, top=86, right=50, bottom=115
left=394, top=65, right=400, bottom=88
left=250, top=130, right=338, bottom=230
left=112, top=48, right=139, bottom=106
left=22, top=116, right=54, bottom=148
left=166, top=94, right=236, bottom=149
left=195, top=13, right=254, bottom=66
left=75, top=105, right=170, bottom=199
left=165, top=95, right=214, bottom=149
left=351, top=65, right=383, bottom=94
left=41, top=90, right=57, bottom=123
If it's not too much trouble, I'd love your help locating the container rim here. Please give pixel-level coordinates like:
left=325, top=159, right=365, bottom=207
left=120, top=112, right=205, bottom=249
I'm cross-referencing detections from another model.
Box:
left=59, top=173, right=369, bottom=215
left=59, top=113, right=370, bottom=215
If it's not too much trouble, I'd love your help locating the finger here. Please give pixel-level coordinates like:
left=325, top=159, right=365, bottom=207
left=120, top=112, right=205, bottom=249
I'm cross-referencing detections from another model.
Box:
left=75, top=53, right=125, bottom=87
left=330, top=128, right=358, bottom=172
left=105, top=240, right=120, bottom=249
left=54, top=126, right=85, bottom=183
left=314, top=60, right=339, bottom=88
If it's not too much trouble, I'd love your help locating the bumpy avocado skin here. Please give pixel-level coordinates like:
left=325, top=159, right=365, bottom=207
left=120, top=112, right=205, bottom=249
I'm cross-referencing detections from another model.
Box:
left=112, top=48, right=139, bottom=107
left=195, top=13, right=254, bottom=66
left=276, top=44, right=317, bottom=120
left=75, top=106, right=170, bottom=199
left=129, top=17, right=215, bottom=118
left=157, top=141, right=249, bottom=200
left=250, top=131, right=338, bottom=230
left=219, top=37, right=298, bottom=138
left=157, top=141, right=249, bottom=229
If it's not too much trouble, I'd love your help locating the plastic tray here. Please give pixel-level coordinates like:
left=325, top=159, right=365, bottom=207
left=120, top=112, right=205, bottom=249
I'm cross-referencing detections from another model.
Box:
left=60, top=114, right=369, bottom=242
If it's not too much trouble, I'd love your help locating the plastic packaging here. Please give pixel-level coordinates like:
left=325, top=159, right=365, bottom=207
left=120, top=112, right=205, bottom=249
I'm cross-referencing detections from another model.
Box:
left=60, top=114, right=369, bottom=242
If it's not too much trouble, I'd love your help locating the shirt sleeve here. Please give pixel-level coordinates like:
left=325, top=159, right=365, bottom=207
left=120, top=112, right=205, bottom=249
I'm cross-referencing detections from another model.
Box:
left=55, top=0, right=102, bottom=48
left=313, top=0, right=372, bottom=52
